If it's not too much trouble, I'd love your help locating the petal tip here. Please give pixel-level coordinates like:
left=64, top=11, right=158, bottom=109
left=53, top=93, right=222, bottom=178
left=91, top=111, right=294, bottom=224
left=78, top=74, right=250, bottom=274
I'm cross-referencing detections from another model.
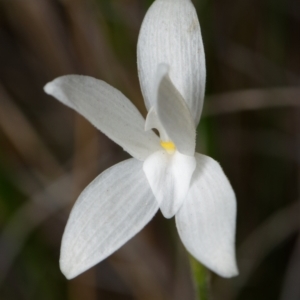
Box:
left=43, top=76, right=71, bottom=96
left=156, top=63, right=170, bottom=88
left=43, top=81, right=54, bottom=95
left=218, top=259, right=239, bottom=278
left=160, top=209, right=174, bottom=219
left=206, top=246, right=239, bottom=278
left=157, top=63, right=169, bottom=76
left=59, top=253, right=91, bottom=280
left=59, top=258, right=78, bottom=280
left=190, top=249, right=239, bottom=278
left=199, top=251, right=239, bottom=278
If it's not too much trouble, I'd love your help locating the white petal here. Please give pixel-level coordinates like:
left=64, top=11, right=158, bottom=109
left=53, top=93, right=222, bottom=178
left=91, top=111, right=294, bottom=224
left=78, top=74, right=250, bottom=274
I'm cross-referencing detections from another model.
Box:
left=175, top=153, right=238, bottom=278
left=60, top=158, right=159, bottom=279
left=156, top=64, right=196, bottom=156
left=143, top=150, right=196, bottom=219
left=137, top=0, right=206, bottom=125
left=145, top=106, right=169, bottom=141
left=44, top=75, right=160, bottom=161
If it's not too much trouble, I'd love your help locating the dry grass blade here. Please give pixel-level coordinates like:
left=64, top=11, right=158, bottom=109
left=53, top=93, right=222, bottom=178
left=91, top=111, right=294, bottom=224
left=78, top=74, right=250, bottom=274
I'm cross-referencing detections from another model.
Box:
left=280, top=234, right=300, bottom=300
left=0, top=173, right=72, bottom=285
left=109, top=237, right=169, bottom=300
left=63, top=0, right=143, bottom=112
left=0, top=83, right=64, bottom=179
left=236, top=201, right=299, bottom=299
left=217, top=42, right=300, bottom=85
left=204, top=87, right=300, bottom=116
left=1, top=0, right=74, bottom=75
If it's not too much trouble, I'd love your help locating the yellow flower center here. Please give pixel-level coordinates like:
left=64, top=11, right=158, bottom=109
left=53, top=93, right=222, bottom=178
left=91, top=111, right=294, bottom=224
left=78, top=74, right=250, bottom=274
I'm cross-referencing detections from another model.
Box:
left=160, top=141, right=176, bottom=154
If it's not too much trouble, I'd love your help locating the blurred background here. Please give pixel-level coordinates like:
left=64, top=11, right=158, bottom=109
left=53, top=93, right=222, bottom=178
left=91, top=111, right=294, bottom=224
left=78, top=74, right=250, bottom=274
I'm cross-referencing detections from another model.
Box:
left=0, top=0, right=299, bottom=299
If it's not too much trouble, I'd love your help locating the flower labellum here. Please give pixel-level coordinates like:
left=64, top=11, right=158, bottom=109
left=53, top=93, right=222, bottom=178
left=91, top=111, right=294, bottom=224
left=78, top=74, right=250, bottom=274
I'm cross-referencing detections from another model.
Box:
left=44, top=0, right=238, bottom=280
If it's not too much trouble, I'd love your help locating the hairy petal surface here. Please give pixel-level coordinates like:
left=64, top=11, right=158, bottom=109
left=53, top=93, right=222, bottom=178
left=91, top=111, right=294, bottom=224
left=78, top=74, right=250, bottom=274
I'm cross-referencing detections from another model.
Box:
left=44, top=75, right=160, bottom=161
left=60, top=159, right=159, bottom=279
left=156, top=64, right=196, bottom=156
left=137, top=0, right=206, bottom=125
left=176, top=154, right=238, bottom=278
left=143, top=150, right=196, bottom=218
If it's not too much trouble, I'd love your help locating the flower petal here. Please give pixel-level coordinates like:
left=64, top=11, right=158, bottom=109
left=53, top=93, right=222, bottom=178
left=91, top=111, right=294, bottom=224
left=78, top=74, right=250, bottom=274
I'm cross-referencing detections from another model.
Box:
left=137, top=0, right=206, bottom=125
left=156, top=64, right=196, bottom=156
left=60, top=158, right=159, bottom=279
left=145, top=106, right=169, bottom=141
left=44, top=75, right=160, bottom=161
left=175, top=153, right=238, bottom=278
left=143, top=150, right=196, bottom=219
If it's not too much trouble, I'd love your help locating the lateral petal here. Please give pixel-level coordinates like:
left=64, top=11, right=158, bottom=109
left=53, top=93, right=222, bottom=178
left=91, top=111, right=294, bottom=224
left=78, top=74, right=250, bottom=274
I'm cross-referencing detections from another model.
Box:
left=175, top=153, right=238, bottom=278
left=156, top=64, right=196, bottom=156
left=143, top=150, right=196, bottom=219
left=60, top=158, right=159, bottom=279
left=44, top=75, right=160, bottom=161
left=137, top=0, right=206, bottom=125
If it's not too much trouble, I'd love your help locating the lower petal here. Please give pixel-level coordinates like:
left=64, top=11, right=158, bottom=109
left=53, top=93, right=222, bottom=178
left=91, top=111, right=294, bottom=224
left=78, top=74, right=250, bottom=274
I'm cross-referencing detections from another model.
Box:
left=60, top=158, right=158, bottom=279
left=143, top=150, right=196, bottom=219
left=175, top=153, right=238, bottom=278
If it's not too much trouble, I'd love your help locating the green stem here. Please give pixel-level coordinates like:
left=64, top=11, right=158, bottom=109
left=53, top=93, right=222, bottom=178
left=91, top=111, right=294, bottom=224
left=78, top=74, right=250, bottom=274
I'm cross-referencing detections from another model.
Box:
left=189, top=256, right=210, bottom=300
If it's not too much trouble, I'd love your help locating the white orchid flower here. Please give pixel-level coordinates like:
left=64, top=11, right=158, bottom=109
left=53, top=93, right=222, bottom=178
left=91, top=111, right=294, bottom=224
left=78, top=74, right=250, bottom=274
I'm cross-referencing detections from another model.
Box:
left=44, top=0, right=238, bottom=280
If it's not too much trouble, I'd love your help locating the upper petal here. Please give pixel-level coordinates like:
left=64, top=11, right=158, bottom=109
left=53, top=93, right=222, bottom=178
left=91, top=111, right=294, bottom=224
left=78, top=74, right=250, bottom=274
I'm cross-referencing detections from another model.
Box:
left=44, top=75, right=160, bottom=161
left=156, top=64, right=196, bottom=156
left=143, top=150, right=196, bottom=219
left=175, top=153, right=238, bottom=278
left=137, top=0, right=206, bottom=125
left=60, top=158, right=159, bottom=279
